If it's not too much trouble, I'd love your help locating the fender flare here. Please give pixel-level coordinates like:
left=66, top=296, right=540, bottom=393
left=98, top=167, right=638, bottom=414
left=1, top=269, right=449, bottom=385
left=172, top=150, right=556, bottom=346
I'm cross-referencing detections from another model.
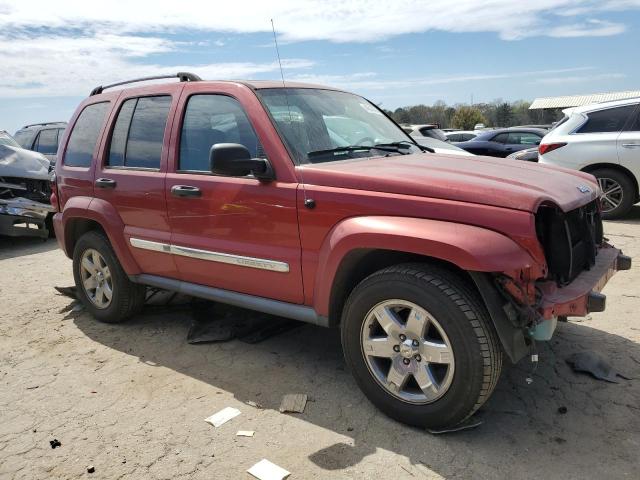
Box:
left=313, top=216, right=534, bottom=317
left=57, top=197, right=141, bottom=275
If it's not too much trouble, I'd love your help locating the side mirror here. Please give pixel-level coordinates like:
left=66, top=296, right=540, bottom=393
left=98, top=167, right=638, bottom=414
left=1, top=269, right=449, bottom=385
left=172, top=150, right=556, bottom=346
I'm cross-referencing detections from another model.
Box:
left=209, top=143, right=274, bottom=181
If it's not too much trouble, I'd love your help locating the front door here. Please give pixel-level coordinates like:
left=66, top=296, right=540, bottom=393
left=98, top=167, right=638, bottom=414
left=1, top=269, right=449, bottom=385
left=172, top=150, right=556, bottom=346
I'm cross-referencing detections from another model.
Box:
left=165, top=91, right=303, bottom=304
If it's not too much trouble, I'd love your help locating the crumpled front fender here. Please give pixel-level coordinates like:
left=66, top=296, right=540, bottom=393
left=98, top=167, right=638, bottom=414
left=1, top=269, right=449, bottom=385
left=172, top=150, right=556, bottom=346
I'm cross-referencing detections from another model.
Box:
left=313, top=216, right=535, bottom=317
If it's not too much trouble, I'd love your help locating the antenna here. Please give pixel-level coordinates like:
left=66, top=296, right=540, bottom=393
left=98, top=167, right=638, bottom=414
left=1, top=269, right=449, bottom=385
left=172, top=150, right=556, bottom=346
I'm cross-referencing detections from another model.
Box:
left=270, top=19, right=313, bottom=208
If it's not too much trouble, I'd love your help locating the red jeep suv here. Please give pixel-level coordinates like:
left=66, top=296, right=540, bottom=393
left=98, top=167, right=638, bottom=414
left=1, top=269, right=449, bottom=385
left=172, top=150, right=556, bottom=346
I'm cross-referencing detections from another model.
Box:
left=52, top=73, right=630, bottom=429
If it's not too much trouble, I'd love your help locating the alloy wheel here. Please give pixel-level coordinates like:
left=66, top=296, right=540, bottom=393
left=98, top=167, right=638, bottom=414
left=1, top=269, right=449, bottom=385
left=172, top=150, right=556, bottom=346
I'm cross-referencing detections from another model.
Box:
left=80, top=248, right=113, bottom=309
left=598, top=177, right=624, bottom=213
left=360, top=299, right=455, bottom=404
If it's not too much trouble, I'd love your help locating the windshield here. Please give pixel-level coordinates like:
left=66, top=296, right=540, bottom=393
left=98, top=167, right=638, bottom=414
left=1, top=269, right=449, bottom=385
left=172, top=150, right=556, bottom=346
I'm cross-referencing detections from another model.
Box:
left=0, top=132, right=21, bottom=148
left=257, top=88, right=421, bottom=163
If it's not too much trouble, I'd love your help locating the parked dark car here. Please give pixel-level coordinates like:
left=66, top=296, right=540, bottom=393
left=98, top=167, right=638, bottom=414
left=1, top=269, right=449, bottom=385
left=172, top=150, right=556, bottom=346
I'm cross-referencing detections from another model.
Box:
left=454, top=128, right=546, bottom=157
left=507, top=147, right=539, bottom=162
left=13, top=121, right=67, bottom=165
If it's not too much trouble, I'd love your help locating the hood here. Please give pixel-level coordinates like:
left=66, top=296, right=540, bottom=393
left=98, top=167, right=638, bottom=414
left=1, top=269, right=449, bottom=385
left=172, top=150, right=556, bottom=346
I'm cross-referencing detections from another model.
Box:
left=299, top=152, right=598, bottom=213
left=0, top=145, right=51, bottom=180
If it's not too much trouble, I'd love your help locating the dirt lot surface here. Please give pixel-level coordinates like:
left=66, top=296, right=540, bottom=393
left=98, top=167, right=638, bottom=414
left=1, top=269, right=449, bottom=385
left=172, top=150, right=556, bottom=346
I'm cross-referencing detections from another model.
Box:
left=1, top=209, right=639, bottom=480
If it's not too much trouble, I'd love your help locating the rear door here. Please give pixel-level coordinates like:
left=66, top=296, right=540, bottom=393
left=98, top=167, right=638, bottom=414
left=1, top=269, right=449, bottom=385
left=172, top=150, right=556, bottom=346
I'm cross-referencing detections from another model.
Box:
left=93, top=85, right=182, bottom=277
left=165, top=85, right=303, bottom=304
left=617, top=103, right=640, bottom=182
left=504, top=131, right=542, bottom=156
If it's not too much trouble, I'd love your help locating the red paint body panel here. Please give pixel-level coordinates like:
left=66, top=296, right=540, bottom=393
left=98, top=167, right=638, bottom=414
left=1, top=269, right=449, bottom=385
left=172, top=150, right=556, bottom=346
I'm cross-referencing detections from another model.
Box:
left=298, top=154, right=599, bottom=214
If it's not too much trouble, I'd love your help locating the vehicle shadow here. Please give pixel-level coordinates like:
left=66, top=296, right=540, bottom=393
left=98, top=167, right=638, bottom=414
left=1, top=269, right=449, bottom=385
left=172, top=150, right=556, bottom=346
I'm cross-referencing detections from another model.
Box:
left=606, top=204, right=640, bottom=225
left=0, top=236, right=58, bottom=259
left=72, top=304, right=640, bottom=478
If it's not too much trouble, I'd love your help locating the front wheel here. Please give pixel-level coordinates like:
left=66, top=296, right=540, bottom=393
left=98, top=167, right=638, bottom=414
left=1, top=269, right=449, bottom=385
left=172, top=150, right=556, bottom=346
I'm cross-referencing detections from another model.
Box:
left=341, top=264, right=502, bottom=429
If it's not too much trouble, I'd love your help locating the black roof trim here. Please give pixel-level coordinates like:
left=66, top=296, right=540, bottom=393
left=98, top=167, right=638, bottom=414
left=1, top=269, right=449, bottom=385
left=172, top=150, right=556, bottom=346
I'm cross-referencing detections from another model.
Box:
left=21, top=121, right=67, bottom=129
left=89, top=72, right=202, bottom=96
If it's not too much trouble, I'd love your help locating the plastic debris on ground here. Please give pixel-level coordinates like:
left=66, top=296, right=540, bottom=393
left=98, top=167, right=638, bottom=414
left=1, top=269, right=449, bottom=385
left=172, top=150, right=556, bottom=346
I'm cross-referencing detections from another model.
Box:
left=186, top=302, right=300, bottom=344
left=204, top=407, right=241, bottom=427
left=427, top=415, right=483, bottom=434
left=566, top=351, right=632, bottom=383
left=236, top=430, right=255, bottom=437
left=279, top=394, right=307, bottom=413
left=247, top=459, right=290, bottom=480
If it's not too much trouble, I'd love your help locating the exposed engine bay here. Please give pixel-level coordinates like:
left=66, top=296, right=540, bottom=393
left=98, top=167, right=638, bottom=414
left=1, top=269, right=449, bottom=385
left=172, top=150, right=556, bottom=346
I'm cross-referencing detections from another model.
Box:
left=0, top=143, right=56, bottom=238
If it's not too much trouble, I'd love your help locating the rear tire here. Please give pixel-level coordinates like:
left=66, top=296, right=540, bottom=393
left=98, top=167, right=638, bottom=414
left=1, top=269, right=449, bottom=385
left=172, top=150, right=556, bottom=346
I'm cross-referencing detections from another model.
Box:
left=341, top=264, right=502, bottom=429
left=73, top=231, right=145, bottom=323
left=591, top=168, right=635, bottom=219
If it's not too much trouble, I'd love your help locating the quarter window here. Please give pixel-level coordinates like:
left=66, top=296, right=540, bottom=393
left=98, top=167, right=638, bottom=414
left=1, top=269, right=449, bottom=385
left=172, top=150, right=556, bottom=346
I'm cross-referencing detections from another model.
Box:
left=64, top=102, right=110, bottom=167
left=623, top=107, right=640, bottom=132
left=577, top=105, right=636, bottom=134
left=179, top=95, right=262, bottom=172
left=107, top=96, right=171, bottom=169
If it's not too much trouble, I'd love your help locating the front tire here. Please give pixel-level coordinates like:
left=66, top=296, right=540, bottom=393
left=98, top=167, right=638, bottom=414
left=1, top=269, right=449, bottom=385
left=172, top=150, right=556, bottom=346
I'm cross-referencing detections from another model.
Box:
left=73, top=231, right=145, bottom=323
left=341, top=264, right=502, bottom=429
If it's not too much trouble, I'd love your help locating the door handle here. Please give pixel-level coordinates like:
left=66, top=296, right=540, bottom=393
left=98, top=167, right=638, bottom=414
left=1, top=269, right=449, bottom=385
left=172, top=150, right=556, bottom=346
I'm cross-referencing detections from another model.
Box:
left=171, top=185, right=202, bottom=198
left=95, top=178, right=116, bottom=189
left=621, top=143, right=640, bottom=148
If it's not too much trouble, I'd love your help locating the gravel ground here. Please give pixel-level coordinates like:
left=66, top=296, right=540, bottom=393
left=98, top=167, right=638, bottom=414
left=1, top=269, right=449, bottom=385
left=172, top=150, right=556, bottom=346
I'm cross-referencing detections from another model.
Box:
left=1, top=208, right=639, bottom=479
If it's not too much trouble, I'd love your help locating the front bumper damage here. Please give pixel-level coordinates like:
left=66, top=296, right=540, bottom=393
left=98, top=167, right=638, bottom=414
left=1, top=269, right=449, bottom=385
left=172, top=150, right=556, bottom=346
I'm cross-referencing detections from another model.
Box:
left=537, top=244, right=630, bottom=319
left=471, top=244, right=631, bottom=364
left=1, top=145, right=54, bottom=238
left=0, top=196, right=56, bottom=238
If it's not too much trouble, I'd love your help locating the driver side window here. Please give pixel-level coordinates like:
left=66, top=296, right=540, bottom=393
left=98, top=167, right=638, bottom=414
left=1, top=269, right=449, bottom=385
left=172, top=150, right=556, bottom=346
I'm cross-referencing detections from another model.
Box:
left=179, top=95, right=262, bottom=172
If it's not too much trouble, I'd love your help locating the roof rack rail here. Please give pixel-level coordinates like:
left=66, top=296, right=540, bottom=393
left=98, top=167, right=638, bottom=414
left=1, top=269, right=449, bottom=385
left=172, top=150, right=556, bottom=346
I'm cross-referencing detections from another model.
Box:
left=89, top=72, right=202, bottom=96
left=21, top=121, right=67, bottom=129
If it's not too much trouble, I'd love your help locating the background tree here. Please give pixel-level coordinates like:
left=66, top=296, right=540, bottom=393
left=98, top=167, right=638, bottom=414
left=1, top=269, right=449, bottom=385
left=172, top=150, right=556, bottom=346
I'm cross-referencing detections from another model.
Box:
left=452, top=107, right=486, bottom=130
left=495, top=102, right=513, bottom=127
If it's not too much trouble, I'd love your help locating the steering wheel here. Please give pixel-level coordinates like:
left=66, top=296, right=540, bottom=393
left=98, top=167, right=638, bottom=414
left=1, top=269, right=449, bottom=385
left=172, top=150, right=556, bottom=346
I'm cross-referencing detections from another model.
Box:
left=354, top=137, right=375, bottom=146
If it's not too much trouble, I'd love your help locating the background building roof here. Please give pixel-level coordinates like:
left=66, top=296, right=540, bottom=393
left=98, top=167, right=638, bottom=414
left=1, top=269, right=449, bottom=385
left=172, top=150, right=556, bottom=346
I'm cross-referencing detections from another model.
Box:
left=529, top=90, right=640, bottom=110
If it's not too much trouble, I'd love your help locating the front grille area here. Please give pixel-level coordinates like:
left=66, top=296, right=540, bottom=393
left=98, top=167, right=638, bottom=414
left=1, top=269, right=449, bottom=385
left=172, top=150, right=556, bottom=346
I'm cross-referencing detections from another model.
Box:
left=535, top=200, right=603, bottom=286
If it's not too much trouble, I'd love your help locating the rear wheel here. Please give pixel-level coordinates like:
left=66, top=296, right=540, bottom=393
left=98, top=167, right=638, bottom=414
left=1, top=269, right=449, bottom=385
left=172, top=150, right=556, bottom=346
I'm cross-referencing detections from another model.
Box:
left=591, top=168, right=635, bottom=219
left=73, top=231, right=145, bottom=323
left=341, top=264, right=502, bottom=429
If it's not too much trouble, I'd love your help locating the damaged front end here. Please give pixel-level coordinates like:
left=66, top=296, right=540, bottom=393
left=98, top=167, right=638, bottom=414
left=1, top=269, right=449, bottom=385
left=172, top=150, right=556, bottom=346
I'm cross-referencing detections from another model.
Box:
left=0, top=144, right=56, bottom=238
left=474, top=199, right=631, bottom=364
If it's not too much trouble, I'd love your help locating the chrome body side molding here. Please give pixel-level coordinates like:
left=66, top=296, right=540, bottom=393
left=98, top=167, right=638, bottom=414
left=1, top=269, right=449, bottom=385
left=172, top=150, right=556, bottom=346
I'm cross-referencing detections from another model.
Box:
left=129, top=237, right=289, bottom=273
left=130, top=274, right=329, bottom=327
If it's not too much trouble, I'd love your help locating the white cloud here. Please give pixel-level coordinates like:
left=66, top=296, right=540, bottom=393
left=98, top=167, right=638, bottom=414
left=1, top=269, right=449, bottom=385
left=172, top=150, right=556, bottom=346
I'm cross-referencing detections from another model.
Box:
left=289, top=67, right=597, bottom=91
left=0, top=32, right=314, bottom=97
left=533, top=72, right=626, bottom=84
left=548, top=19, right=626, bottom=37
left=0, top=1, right=637, bottom=42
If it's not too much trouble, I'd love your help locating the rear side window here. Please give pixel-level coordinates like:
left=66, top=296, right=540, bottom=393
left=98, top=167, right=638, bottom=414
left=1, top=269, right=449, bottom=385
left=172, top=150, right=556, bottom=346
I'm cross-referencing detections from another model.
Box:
left=506, top=132, right=541, bottom=145
left=64, top=102, right=109, bottom=167
left=179, top=95, right=261, bottom=172
left=35, top=129, right=59, bottom=154
left=577, top=105, right=636, bottom=134
left=491, top=133, right=509, bottom=143
left=108, top=96, right=171, bottom=169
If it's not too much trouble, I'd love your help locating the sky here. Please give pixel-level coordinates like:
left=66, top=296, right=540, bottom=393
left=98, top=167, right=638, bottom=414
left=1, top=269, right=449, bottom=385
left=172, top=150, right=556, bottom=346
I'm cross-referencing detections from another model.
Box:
left=1, top=0, right=639, bottom=134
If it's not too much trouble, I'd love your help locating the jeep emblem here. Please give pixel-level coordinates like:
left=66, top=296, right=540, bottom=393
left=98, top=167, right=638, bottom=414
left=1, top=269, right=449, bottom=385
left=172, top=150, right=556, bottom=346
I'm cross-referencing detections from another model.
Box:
left=577, top=185, right=591, bottom=194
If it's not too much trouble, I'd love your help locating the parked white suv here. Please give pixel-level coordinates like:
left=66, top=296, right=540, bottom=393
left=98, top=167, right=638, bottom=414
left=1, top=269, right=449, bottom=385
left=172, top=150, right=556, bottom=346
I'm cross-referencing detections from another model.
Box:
left=538, top=98, right=640, bottom=219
